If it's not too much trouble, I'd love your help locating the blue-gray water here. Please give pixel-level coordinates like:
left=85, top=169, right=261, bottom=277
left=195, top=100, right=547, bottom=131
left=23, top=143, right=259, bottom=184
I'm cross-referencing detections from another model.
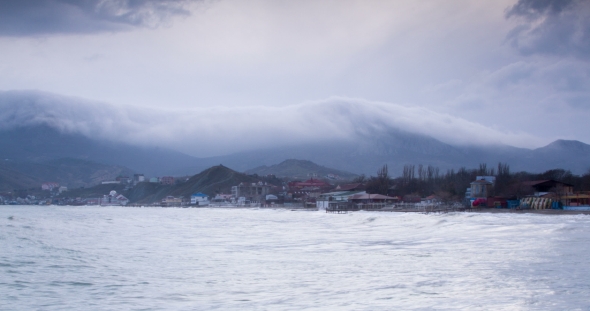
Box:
left=1, top=206, right=589, bottom=310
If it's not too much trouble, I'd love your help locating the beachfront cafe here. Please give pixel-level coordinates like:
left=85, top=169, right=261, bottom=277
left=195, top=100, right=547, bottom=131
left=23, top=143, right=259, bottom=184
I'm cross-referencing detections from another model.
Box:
left=561, top=193, right=590, bottom=210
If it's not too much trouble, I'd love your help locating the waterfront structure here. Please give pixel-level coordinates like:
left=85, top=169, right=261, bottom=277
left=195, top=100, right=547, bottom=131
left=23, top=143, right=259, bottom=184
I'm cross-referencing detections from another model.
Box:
left=191, top=193, right=210, bottom=206
left=316, top=190, right=366, bottom=209
left=161, top=196, right=187, bottom=207
left=91, top=190, right=129, bottom=206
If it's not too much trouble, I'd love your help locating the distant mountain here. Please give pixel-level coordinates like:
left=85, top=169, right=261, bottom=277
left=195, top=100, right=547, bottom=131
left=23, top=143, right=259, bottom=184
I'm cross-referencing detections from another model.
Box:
left=0, top=125, right=202, bottom=177
left=0, top=158, right=134, bottom=192
left=245, top=159, right=358, bottom=180
left=200, top=131, right=590, bottom=176
left=511, top=140, right=590, bottom=174
left=3, top=123, right=590, bottom=184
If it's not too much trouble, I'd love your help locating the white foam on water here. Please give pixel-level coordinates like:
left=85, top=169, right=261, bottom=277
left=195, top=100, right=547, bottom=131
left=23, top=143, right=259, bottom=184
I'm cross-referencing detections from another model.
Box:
left=1, top=206, right=589, bottom=310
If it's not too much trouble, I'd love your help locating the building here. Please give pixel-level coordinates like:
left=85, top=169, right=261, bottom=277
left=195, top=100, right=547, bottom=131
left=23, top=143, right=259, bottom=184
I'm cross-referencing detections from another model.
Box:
left=520, top=180, right=574, bottom=195
left=334, top=183, right=365, bottom=191
left=476, top=176, right=496, bottom=185
left=160, top=176, right=175, bottom=185
left=97, top=190, right=129, bottom=206
left=316, top=190, right=366, bottom=209
left=232, top=182, right=271, bottom=203
left=101, top=181, right=121, bottom=185
left=349, top=193, right=398, bottom=204
left=133, top=174, right=145, bottom=185
left=191, top=193, right=210, bottom=206
left=161, top=196, right=188, bottom=207
left=212, top=194, right=234, bottom=203
left=289, top=178, right=332, bottom=191
left=470, top=179, right=493, bottom=198
left=116, top=176, right=131, bottom=184
left=41, top=182, right=59, bottom=191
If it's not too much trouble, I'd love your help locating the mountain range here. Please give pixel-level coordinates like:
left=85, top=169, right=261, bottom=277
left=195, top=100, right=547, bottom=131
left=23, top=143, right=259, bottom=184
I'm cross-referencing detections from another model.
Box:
left=1, top=122, right=590, bottom=192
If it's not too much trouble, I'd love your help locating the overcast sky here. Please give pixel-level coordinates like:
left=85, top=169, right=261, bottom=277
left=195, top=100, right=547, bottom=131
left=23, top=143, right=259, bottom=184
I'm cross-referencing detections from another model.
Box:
left=1, top=0, right=589, bottom=156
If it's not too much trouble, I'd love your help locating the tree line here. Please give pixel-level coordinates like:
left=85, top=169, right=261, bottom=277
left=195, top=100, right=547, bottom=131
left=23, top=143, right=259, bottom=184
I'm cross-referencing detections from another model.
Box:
left=358, top=163, right=590, bottom=202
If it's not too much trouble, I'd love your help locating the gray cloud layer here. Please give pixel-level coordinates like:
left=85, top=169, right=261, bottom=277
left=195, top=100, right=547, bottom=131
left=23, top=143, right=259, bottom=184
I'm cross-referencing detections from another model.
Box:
left=0, top=0, right=194, bottom=36
left=0, top=90, right=541, bottom=157
left=506, top=0, right=590, bottom=60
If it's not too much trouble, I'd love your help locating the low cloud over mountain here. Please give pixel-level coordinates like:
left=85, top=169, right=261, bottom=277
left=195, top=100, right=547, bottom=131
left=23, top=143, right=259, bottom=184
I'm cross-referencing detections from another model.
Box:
left=0, top=90, right=542, bottom=157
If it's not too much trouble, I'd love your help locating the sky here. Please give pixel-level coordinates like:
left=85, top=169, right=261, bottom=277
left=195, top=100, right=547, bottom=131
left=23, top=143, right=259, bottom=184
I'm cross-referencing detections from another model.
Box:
left=0, top=0, right=589, bottom=156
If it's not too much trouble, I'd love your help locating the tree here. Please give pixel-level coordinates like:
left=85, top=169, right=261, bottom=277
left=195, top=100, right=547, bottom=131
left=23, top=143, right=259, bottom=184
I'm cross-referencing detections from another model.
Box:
left=366, top=164, right=391, bottom=195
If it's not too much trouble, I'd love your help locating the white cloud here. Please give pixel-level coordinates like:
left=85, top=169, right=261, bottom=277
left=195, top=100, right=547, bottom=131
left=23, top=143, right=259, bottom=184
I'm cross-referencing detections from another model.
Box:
left=0, top=90, right=542, bottom=157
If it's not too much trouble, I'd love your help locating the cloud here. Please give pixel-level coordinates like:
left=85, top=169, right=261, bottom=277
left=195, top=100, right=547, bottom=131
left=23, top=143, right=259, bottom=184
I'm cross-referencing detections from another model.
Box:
left=0, top=0, right=195, bottom=36
left=506, top=0, right=590, bottom=60
left=0, top=90, right=542, bottom=157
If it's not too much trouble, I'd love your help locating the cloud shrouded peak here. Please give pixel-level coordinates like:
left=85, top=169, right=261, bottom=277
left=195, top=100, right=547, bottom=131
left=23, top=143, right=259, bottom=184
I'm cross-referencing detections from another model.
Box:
left=506, top=0, right=590, bottom=60
left=0, top=0, right=196, bottom=36
left=0, top=90, right=542, bottom=157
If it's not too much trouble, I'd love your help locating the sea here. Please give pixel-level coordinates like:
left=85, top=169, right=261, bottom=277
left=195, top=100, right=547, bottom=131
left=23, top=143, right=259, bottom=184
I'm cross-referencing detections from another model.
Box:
left=1, top=206, right=590, bottom=311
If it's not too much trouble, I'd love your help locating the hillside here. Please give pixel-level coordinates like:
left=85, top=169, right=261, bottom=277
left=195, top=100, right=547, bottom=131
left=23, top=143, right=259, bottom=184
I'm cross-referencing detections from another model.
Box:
left=99, top=165, right=274, bottom=204
left=0, top=158, right=134, bottom=192
left=0, top=125, right=202, bottom=176
left=126, top=165, right=278, bottom=203
left=245, top=159, right=358, bottom=180
left=0, top=162, right=42, bottom=192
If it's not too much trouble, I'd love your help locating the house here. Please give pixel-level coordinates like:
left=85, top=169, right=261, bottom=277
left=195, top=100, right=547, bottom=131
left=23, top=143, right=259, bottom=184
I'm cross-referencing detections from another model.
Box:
left=160, top=176, right=175, bottom=185
left=191, top=193, right=210, bottom=206
left=520, top=180, right=574, bottom=195
left=476, top=176, right=496, bottom=185
left=98, top=190, right=129, bottom=206
left=213, top=193, right=233, bottom=203
left=289, top=178, right=332, bottom=191
left=42, top=182, right=59, bottom=191
left=231, top=182, right=271, bottom=203
left=133, top=174, right=145, bottom=185
left=470, top=179, right=493, bottom=198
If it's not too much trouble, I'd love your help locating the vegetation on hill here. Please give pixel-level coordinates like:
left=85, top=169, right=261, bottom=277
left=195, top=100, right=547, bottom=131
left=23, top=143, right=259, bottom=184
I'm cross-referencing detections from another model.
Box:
left=245, top=159, right=357, bottom=180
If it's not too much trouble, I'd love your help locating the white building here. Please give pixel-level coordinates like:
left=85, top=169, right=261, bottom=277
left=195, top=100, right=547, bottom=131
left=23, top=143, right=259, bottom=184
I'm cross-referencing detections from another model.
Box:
left=316, top=191, right=366, bottom=209
left=191, top=193, right=210, bottom=206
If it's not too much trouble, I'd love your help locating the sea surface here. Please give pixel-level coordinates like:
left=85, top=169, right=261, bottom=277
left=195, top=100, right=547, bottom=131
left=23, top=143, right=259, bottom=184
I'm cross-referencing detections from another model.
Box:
left=1, top=206, right=590, bottom=310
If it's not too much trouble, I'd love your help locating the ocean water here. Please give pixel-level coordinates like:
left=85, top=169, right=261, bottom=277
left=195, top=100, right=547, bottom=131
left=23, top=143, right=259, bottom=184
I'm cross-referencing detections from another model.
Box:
left=1, top=206, right=589, bottom=311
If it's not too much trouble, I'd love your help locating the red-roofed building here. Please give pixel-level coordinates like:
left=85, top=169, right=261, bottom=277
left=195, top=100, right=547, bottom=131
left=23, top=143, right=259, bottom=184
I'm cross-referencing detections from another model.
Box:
left=288, top=178, right=331, bottom=191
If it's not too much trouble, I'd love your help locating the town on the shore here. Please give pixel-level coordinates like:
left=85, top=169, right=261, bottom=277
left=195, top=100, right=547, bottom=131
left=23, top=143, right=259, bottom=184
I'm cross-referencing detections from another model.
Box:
left=2, top=162, right=589, bottom=212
